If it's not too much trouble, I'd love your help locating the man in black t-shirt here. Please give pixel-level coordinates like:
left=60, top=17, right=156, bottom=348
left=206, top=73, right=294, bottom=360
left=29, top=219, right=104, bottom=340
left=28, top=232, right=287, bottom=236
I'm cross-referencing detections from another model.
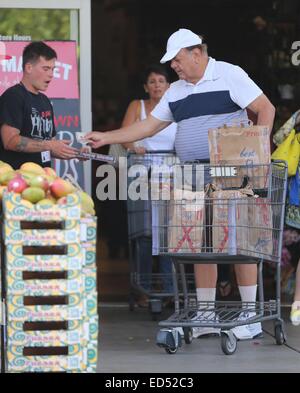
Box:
left=0, top=41, right=78, bottom=169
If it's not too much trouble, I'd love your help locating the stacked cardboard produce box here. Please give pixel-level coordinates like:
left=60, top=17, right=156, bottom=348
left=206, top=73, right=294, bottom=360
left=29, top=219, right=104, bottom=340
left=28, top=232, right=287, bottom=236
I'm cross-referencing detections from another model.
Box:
left=2, top=192, right=98, bottom=373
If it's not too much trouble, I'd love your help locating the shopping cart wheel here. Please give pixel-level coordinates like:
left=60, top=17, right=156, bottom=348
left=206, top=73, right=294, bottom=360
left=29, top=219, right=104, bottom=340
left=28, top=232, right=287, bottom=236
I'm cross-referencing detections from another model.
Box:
left=183, top=327, right=193, bottom=344
left=129, top=293, right=135, bottom=311
left=221, top=331, right=237, bottom=355
left=165, top=346, right=178, bottom=355
left=274, top=323, right=286, bottom=345
left=156, top=328, right=182, bottom=355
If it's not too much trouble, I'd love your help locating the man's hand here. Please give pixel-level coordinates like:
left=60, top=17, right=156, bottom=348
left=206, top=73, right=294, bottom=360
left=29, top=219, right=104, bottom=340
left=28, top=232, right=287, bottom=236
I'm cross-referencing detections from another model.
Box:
left=77, top=146, right=91, bottom=161
left=49, top=139, right=79, bottom=159
left=1, top=125, right=79, bottom=160
left=83, top=132, right=108, bottom=149
left=83, top=116, right=170, bottom=149
left=133, top=146, right=146, bottom=154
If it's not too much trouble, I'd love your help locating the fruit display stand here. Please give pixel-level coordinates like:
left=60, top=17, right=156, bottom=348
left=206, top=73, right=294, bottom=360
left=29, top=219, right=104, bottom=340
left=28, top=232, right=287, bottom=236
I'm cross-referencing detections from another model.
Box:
left=0, top=192, right=98, bottom=373
left=0, top=234, right=4, bottom=373
left=80, top=216, right=98, bottom=372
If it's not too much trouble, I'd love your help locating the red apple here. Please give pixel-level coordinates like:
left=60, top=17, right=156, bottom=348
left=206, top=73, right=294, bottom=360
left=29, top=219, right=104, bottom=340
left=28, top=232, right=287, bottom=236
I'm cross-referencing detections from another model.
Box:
left=7, top=176, right=28, bottom=193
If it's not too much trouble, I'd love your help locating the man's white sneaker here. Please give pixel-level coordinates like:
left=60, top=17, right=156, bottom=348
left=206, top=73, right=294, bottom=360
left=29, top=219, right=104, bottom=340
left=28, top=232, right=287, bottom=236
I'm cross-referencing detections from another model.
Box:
left=191, top=311, right=220, bottom=338
left=231, top=312, right=263, bottom=340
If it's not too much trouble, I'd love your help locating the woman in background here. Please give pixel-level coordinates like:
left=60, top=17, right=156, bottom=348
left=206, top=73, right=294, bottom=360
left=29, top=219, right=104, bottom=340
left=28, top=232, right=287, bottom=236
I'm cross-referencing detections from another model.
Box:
left=121, top=64, right=176, bottom=153
left=121, top=65, right=177, bottom=307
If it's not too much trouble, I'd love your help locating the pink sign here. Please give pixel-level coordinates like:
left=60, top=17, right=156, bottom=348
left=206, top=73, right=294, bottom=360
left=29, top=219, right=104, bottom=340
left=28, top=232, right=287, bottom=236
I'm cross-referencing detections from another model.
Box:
left=0, top=41, right=79, bottom=99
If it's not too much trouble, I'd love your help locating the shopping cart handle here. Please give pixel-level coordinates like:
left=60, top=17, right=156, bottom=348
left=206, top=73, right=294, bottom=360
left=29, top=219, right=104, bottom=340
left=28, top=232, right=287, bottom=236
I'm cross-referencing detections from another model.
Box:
left=183, top=159, right=210, bottom=164
left=270, top=159, right=288, bottom=168
left=127, top=150, right=176, bottom=156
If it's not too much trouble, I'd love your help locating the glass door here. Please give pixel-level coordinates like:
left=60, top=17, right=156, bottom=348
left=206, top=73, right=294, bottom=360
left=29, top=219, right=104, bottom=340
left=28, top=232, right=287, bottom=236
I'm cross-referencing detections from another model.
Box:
left=0, top=0, right=92, bottom=193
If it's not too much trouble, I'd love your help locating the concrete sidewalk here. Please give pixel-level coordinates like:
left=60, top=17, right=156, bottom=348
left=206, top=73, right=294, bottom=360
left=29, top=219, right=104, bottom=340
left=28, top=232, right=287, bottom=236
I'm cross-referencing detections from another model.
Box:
left=97, top=303, right=300, bottom=373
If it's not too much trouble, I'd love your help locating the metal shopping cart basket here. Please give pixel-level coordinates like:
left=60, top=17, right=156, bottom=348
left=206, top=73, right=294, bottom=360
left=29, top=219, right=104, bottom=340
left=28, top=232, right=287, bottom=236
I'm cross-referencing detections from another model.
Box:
left=126, top=151, right=195, bottom=318
left=154, top=160, right=288, bottom=355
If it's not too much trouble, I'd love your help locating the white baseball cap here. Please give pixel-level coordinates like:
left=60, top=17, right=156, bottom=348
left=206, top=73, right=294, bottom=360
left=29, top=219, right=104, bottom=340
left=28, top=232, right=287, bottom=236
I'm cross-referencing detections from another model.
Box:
left=160, top=28, right=202, bottom=64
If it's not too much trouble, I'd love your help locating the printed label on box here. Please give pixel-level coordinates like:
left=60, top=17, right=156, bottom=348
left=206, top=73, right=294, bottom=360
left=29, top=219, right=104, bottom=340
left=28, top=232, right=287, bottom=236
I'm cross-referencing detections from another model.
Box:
left=5, top=244, right=83, bottom=271
left=7, top=354, right=84, bottom=372
left=4, top=227, right=80, bottom=246
left=7, top=277, right=83, bottom=296
left=7, top=295, right=83, bottom=322
left=3, top=192, right=81, bottom=221
left=7, top=328, right=83, bottom=346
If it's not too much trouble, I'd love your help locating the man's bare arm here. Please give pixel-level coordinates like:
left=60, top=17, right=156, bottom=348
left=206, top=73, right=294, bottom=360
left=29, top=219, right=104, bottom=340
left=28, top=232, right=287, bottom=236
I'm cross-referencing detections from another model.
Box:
left=1, top=124, right=79, bottom=159
left=14, top=135, right=52, bottom=152
left=247, top=94, right=275, bottom=132
left=84, top=115, right=170, bottom=149
left=247, top=94, right=276, bottom=152
left=1, top=125, right=51, bottom=153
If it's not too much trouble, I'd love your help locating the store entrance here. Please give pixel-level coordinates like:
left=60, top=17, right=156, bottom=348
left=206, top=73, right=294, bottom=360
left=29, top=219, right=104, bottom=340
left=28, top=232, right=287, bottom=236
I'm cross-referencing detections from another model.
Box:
left=91, top=0, right=300, bottom=302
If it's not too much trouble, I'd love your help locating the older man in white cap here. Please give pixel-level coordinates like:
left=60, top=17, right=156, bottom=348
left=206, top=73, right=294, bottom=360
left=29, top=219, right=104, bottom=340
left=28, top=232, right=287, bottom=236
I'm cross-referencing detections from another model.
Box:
left=85, top=28, right=275, bottom=340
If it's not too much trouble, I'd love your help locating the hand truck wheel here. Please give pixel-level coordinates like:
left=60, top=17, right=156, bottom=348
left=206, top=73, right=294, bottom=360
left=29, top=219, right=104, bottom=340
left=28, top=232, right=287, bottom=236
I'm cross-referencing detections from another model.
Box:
left=221, top=331, right=237, bottom=355
left=183, top=327, right=193, bottom=344
left=274, top=323, right=286, bottom=345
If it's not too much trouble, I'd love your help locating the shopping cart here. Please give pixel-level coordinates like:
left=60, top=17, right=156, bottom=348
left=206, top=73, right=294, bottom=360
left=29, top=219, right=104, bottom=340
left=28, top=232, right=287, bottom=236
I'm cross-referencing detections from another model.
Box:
left=127, top=151, right=195, bottom=318
left=155, top=161, right=288, bottom=354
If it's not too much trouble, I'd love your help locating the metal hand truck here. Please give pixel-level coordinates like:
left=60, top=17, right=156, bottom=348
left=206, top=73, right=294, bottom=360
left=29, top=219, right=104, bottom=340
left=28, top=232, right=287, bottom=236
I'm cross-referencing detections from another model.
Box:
left=155, top=161, right=288, bottom=354
left=126, top=151, right=195, bottom=318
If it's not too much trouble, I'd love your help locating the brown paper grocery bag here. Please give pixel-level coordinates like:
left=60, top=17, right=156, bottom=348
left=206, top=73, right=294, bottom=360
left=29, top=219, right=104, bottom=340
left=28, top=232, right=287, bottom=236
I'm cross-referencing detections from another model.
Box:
left=208, top=124, right=271, bottom=189
left=246, top=198, right=273, bottom=260
left=168, top=189, right=205, bottom=253
left=209, top=185, right=253, bottom=254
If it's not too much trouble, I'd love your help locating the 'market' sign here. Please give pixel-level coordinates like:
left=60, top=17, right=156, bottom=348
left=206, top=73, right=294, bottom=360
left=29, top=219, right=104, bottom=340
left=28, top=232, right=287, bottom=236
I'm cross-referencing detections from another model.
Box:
left=0, top=40, right=85, bottom=189
left=0, top=40, right=79, bottom=98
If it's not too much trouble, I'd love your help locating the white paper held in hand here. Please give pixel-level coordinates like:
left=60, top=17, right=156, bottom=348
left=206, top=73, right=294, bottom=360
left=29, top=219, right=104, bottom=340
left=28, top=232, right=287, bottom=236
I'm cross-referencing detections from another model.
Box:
left=75, top=132, right=117, bottom=164
left=75, top=132, right=90, bottom=146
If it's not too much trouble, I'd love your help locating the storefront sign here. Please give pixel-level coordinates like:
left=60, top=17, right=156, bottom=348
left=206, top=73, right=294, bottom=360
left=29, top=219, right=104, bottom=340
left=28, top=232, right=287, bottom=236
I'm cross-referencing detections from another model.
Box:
left=0, top=40, right=79, bottom=98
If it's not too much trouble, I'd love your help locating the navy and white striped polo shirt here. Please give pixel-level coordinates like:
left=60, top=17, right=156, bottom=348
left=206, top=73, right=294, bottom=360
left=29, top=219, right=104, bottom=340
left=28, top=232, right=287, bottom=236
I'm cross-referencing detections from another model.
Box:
left=151, top=57, right=262, bottom=162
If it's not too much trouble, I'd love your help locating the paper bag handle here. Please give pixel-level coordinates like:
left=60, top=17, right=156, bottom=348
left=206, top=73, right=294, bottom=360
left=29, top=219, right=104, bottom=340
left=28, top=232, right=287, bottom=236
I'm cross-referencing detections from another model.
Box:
left=219, top=120, right=253, bottom=129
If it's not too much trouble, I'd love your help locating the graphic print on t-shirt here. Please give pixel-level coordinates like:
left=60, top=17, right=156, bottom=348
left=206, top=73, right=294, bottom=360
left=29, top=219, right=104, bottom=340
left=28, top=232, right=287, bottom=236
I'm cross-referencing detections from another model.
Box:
left=30, top=107, right=54, bottom=139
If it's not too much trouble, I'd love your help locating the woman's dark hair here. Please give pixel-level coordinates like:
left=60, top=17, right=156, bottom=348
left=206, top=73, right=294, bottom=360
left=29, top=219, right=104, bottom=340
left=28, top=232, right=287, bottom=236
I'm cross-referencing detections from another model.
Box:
left=22, top=41, right=57, bottom=70
left=143, top=64, right=170, bottom=84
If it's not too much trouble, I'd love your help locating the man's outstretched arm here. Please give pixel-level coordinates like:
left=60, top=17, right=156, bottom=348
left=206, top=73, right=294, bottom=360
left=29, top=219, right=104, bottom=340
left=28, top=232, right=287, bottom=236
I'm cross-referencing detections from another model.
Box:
left=1, top=124, right=79, bottom=159
left=84, top=115, right=170, bottom=149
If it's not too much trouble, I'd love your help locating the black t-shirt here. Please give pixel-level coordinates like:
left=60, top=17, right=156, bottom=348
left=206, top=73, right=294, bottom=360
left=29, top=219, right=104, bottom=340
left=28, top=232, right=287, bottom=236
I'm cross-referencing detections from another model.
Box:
left=0, top=83, right=56, bottom=169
